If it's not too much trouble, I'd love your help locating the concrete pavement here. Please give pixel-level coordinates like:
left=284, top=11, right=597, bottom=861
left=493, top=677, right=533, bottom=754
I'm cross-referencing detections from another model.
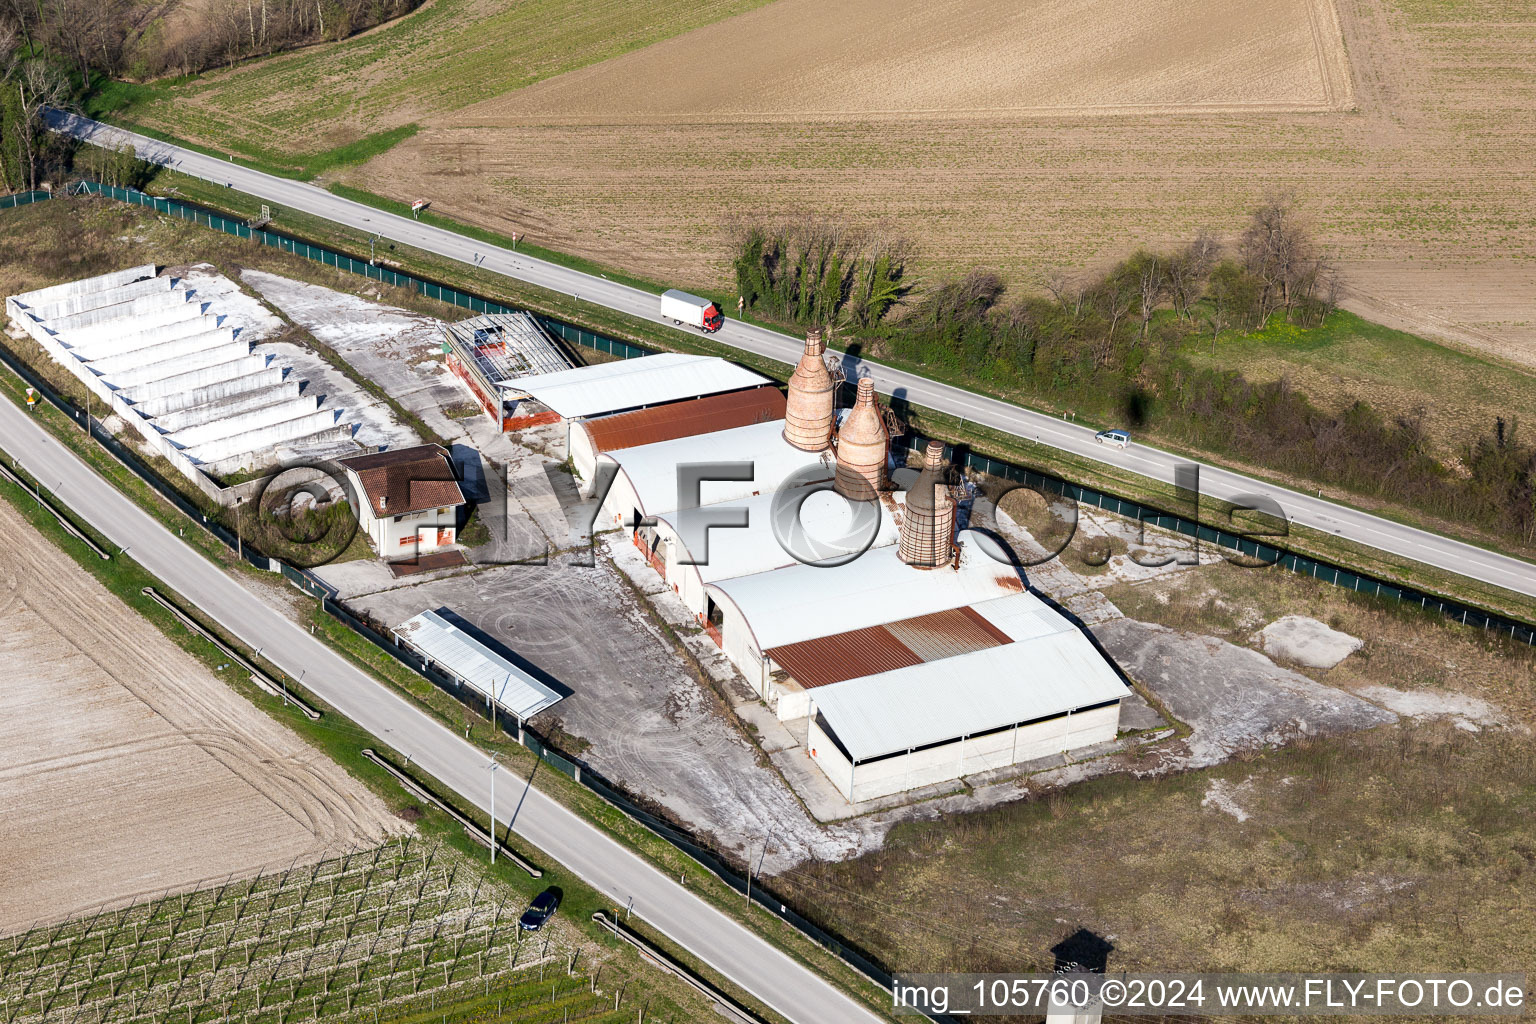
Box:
left=41, top=110, right=1536, bottom=603
left=0, top=396, right=886, bottom=1024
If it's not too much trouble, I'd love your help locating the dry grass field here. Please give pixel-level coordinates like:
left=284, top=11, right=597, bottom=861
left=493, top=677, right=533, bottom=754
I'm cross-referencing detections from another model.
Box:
left=0, top=499, right=402, bottom=934
left=768, top=560, right=1536, bottom=974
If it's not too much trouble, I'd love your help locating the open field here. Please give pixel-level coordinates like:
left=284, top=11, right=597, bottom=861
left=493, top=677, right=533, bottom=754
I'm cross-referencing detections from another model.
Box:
left=0, top=499, right=403, bottom=934
left=114, top=0, right=775, bottom=162
left=106, top=0, right=1536, bottom=362
left=339, top=0, right=1534, bottom=365
left=478, top=0, right=1353, bottom=121
left=767, top=556, right=1536, bottom=974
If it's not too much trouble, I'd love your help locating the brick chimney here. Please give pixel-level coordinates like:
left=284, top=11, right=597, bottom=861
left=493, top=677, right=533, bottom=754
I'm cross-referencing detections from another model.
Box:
left=899, top=441, right=956, bottom=568
left=834, top=378, right=887, bottom=502
left=782, top=329, right=835, bottom=452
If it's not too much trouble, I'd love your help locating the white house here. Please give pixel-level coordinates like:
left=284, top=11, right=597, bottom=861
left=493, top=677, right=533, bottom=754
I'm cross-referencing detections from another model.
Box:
left=338, top=445, right=466, bottom=558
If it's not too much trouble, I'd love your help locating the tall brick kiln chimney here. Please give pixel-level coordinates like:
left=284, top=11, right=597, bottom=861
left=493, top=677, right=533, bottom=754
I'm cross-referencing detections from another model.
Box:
left=782, top=329, right=835, bottom=452
left=834, top=378, right=888, bottom=502
left=899, top=441, right=957, bottom=568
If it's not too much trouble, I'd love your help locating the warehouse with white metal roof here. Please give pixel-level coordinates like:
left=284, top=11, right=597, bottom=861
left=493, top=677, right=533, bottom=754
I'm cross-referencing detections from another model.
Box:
left=591, top=331, right=1128, bottom=805
left=500, top=352, right=771, bottom=421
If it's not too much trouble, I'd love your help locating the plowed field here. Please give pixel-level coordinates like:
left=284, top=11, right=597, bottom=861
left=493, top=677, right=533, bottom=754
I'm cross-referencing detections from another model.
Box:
left=0, top=500, right=402, bottom=933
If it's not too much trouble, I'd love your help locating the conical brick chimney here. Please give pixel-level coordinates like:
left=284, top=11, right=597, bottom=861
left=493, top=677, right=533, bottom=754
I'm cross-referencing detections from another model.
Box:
left=899, top=441, right=956, bottom=568
left=834, top=378, right=887, bottom=502
left=782, top=329, right=835, bottom=452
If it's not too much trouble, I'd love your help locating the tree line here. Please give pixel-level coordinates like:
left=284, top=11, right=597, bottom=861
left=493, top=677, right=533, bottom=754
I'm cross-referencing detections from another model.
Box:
left=0, top=0, right=420, bottom=88
left=732, top=200, right=1536, bottom=548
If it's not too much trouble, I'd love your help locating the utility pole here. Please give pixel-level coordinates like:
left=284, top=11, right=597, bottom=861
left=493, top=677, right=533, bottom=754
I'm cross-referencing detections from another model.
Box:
left=234, top=496, right=244, bottom=561
left=487, top=754, right=500, bottom=864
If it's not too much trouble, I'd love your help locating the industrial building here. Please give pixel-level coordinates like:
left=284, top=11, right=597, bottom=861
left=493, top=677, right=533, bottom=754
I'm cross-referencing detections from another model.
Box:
left=4, top=265, right=360, bottom=501
left=498, top=352, right=774, bottom=453
left=439, top=313, right=574, bottom=429
left=338, top=445, right=466, bottom=558
left=642, top=486, right=905, bottom=617
left=584, top=329, right=1127, bottom=803
left=393, top=609, right=565, bottom=728
left=569, top=387, right=785, bottom=485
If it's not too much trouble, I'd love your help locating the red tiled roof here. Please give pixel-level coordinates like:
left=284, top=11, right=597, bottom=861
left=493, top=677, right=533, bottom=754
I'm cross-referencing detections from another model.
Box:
left=339, top=444, right=465, bottom=516
left=766, top=606, right=1012, bottom=689
left=583, top=387, right=785, bottom=453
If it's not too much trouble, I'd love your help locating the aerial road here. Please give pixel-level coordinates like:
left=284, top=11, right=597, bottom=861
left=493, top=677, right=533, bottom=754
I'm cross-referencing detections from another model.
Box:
left=44, top=110, right=1536, bottom=605
left=0, top=396, right=885, bottom=1024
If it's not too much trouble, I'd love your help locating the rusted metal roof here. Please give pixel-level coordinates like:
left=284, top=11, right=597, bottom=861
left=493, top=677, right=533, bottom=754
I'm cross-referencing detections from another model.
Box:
left=767, top=605, right=1011, bottom=689
left=339, top=444, right=465, bottom=516
left=583, top=387, right=785, bottom=453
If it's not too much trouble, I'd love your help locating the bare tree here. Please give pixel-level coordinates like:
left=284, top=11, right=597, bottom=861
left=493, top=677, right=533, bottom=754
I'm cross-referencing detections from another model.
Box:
left=12, top=58, right=68, bottom=189
left=1167, top=228, right=1219, bottom=321
left=1240, top=193, right=1320, bottom=322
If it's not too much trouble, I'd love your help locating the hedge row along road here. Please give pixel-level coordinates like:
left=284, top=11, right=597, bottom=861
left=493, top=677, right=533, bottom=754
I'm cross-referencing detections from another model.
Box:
left=42, top=110, right=1536, bottom=604
left=0, top=395, right=884, bottom=1024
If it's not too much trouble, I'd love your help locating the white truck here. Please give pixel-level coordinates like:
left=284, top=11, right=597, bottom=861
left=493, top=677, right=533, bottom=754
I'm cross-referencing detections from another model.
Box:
left=660, top=289, right=724, bottom=333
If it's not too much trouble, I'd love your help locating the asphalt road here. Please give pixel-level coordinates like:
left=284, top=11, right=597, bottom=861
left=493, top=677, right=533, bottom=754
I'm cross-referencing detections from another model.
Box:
left=0, top=397, right=885, bottom=1024
left=44, top=110, right=1536, bottom=603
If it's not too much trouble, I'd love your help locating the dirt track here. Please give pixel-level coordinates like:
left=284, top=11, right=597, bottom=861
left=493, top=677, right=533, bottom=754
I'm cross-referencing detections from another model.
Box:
left=0, top=500, right=404, bottom=934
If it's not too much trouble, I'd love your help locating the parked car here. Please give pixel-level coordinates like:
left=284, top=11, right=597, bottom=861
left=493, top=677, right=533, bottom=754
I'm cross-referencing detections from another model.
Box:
left=519, top=889, right=560, bottom=931
left=1095, top=429, right=1131, bottom=448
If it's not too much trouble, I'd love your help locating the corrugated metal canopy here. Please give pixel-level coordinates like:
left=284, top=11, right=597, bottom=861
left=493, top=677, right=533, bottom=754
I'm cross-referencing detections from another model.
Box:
left=767, top=606, right=1012, bottom=688
left=706, top=531, right=1026, bottom=651
left=393, top=610, right=564, bottom=720
left=583, top=387, right=785, bottom=453
left=604, top=419, right=834, bottom=518
left=810, top=616, right=1127, bottom=762
left=653, top=487, right=904, bottom=584
left=497, top=353, right=769, bottom=419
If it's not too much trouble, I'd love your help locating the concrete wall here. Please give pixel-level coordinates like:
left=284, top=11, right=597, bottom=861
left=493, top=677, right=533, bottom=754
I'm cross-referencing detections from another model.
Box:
left=66, top=306, right=209, bottom=349
left=185, top=409, right=343, bottom=463
left=28, top=276, right=171, bottom=321
left=201, top=425, right=356, bottom=479
left=5, top=293, right=228, bottom=506
left=108, top=342, right=251, bottom=388
left=118, top=357, right=269, bottom=402
left=133, top=368, right=286, bottom=417
left=807, top=702, right=1122, bottom=804
left=600, top=465, right=645, bottom=530
left=45, top=289, right=191, bottom=331
left=171, top=397, right=322, bottom=448
left=150, top=382, right=302, bottom=432
left=89, top=329, right=237, bottom=374
left=8, top=264, right=156, bottom=307
left=713, top=593, right=773, bottom=696
left=570, top=424, right=601, bottom=493
left=68, top=315, right=222, bottom=360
